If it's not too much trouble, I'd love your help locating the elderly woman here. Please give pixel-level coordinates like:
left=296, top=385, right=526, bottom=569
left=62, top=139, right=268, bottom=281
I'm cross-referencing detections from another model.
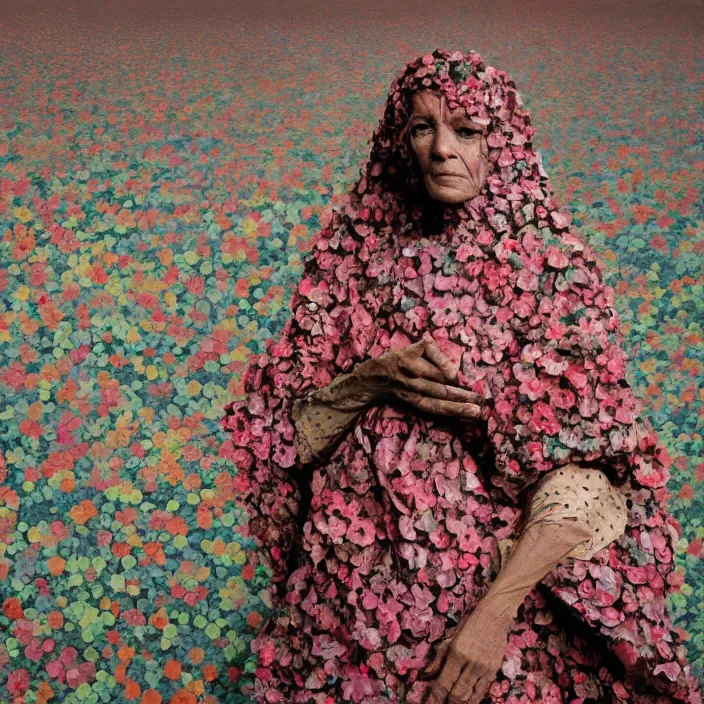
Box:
left=221, top=50, right=701, bottom=704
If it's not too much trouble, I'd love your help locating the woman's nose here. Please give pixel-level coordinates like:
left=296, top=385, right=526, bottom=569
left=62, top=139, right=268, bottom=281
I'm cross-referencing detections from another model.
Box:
left=431, top=125, right=457, bottom=160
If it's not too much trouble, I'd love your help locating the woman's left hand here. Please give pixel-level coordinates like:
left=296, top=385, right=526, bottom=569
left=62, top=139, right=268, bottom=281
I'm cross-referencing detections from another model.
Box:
left=419, top=597, right=513, bottom=704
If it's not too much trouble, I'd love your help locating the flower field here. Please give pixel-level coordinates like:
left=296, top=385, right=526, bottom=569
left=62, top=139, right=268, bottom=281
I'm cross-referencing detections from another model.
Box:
left=0, top=0, right=702, bottom=701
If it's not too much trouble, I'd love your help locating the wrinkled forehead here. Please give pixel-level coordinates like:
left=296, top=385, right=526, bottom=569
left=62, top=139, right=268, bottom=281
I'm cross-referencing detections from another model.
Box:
left=409, top=90, right=486, bottom=127
left=411, top=90, right=455, bottom=112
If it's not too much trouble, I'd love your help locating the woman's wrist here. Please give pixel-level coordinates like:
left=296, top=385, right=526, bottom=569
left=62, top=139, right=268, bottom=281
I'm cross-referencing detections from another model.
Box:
left=316, top=368, right=381, bottom=409
left=290, top=370, right=380, bottom=466
left=348, top=361, right=390, bottom=403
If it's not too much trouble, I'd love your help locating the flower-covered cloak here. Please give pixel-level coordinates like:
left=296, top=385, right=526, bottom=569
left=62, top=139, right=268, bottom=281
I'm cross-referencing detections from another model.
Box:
left=221, top=49, right=701, bottom=703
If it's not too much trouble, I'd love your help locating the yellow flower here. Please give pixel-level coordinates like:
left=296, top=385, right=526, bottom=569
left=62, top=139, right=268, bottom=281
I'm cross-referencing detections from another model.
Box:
left=242, top=217, right=258, bottom=238
left=13, top=207, right=33, bottom=223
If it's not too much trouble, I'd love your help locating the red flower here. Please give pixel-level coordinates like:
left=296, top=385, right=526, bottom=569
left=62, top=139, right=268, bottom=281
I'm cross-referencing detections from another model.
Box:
left=3, top=597, right=23, bottom=620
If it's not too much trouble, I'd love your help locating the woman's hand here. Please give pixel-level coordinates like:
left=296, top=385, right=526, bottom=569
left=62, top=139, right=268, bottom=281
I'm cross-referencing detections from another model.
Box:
left=418, top=597, right=513, bottom=704
left=352, top=334, right=483, bottom=419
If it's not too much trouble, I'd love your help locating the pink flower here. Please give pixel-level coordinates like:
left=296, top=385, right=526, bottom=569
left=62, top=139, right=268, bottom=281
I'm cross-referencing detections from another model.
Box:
left=341, top=664, right=379, bottom=702
left=578, top=579, right=596, bottom=599
left=529, top=401, right=561, bottom=435
left=565, top=363, right=589, bottom=389
left=257, top=641, right=277, bottom=667
left=122, top=608, right=147, bottom=626
left=546, top=246, right=569, bottom=268
left=550, top=210, right=571, bottom=229
left=24, top=638, right=44, bottom=662
left=548, top=385, right=576, bottom=410
left=46, top=659, right=65, bottom=682
left=653, top=661, right=682, bottom=682
left=7, top=669, right=30, bottom=695
left=346, top=517, right=377, bottom=547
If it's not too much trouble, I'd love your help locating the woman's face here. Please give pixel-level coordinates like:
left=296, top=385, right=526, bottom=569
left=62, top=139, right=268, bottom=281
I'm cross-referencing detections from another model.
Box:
left=408, top=90, right=490, bottom=204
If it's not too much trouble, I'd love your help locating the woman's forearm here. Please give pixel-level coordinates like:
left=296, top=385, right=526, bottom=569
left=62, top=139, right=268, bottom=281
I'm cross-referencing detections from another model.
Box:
left=476, top=517, right=594, bottom=625
left=477, top=463, right=628, bottom=624
left=291, top=370, right=378, bottom=465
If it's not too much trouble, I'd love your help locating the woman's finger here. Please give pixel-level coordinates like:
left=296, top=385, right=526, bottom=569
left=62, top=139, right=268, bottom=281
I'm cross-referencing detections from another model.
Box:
left=397, top=373, right=483, bottom=404
left=448, top=664, right=481, bottom=704
left=425, top=650, right=464, bottom=704
left=399, top=355, right=448, bottom=384
left=422, top=340, right=459, bottom=382
left=423, top=639, right=451, bottom=678
left=468, top=674, right=494, bottom=704
left=404, top=340, right=428, bottom=358
left=396, top=390, right=483, bottom=418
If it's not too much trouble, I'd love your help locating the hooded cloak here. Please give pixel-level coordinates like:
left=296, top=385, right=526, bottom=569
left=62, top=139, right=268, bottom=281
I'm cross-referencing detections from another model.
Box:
left=221, top=49, right=701, bottom=704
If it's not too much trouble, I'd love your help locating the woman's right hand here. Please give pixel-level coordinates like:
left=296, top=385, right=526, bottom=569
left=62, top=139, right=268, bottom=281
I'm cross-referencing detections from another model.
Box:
left=351, top=337, right=484, bottom=419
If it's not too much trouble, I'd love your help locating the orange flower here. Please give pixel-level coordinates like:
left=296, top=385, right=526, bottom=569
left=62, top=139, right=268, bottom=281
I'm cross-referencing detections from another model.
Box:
left=19, top=418, right=43, bottom=441
left=149, top=607, right=169, bottom=630
left=112, top=543, right=132, bottom=558
left=234, top=278, right=250, bottom=297
left=141, top=690, right=162, bottom=704
left=117, top=645, right=136, bottom=663
left=187, top=679, right=205, bottom=696
left=69, top=499, right=98, bottom=525
left=143, top=543, right=166, bottom=566
left=202, top=664, right=217, bottom=682
left=214, top=212, right=232, bottom=230
left=36, top=681, right=54, bottom=703
left=47, top=611, right=64, bottom=629
left=163, top=659, right=182, bottom=681
left=137, top=208, right=160, bottom=231
left=107, top=630, right=122, bottom=645
left=125, top=679, right=141, bottom=700
left=169, top=690, right=196, bottom=704
left=182, top=473, right=201, bottom=491
left=679, top=483, right=694, bottom=500
left=164, top=515, right=188, bottom=536
left=650, top=234, right=668, bottom=252
left=12, top=230, right=36, bottom=260
left=37, top=301, right=65, bottom=331
left=188, top=647, right=204, bottom=665
left=58, top=475, right=75, bottom=493
left=46, top=556, right=66, bottom=577
left=246, top=611, right=262, bottom=629
left=0, top=487, right=19, bottom=509
left=291, top=223, right=308, bottom=241
left=196, top=506, right=212, bottom=530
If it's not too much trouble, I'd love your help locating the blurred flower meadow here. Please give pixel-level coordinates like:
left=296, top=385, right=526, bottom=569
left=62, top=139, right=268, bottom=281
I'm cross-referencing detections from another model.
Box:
left=0, top=0, right=702, bottom=701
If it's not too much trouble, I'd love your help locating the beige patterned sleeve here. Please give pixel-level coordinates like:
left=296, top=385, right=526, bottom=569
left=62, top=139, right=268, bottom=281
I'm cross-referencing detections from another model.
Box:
left=497, top=464, right=629, bottom=569
left=291, top=371, right=378, bottom=465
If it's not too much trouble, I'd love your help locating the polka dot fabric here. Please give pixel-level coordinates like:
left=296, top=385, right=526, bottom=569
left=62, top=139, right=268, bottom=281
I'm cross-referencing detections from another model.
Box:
left=221, top=50, right=702, bottom=702
left=291, top=371, right=377, bottom=465
left=530, top=465, right=630, bottom=561
left=497, top=464, right=630, bottom=570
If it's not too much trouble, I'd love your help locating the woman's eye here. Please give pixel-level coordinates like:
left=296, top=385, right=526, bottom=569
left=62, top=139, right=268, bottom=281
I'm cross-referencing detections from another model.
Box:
left=411, top=124, right=480, bottom=138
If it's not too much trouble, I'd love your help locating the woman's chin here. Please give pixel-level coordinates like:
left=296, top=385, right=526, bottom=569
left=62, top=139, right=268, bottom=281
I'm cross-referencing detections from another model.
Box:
left=428, top=185, right=479, bottom=205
